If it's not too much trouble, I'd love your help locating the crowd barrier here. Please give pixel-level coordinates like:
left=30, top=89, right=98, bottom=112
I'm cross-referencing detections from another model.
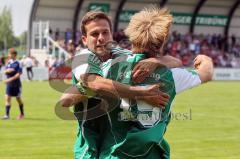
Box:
left=213, top=68, right=240, bottom=81
left=0, top=67, right=49, bottom=81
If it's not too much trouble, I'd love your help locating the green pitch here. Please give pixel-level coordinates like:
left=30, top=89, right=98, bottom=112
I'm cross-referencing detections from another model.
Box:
left=0, top=81, right=239, bottom=159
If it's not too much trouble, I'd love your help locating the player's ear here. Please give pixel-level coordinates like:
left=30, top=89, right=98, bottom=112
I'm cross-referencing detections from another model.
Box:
left=81, top=36, right=87, bottom=47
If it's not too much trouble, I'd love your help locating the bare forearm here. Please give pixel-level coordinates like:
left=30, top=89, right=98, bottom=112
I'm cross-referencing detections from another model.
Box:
left=81, top=74, right=146, bottom=99
left=157, top=55, right=182, bottom=68
left=60, top=86, right=87, bottom=107
left=4, top=69, right=14, bottom=74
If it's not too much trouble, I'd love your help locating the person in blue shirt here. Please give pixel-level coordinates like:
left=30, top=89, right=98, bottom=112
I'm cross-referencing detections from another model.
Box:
left=2, top=48, right=24, bottom=120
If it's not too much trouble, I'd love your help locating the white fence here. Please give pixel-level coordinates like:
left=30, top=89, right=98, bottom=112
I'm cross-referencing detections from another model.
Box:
left=213, top=68, right=240, bottom=81
left=0, top=67, right=49, bottom=81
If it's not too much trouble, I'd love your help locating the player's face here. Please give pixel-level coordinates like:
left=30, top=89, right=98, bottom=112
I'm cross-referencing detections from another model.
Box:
left=8, top=53, right=16, bottom=60
left=82, top=19, right=113, bottom=57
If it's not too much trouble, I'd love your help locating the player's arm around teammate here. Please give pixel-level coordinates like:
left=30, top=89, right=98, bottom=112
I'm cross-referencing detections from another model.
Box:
left=59, top=11, right=181, bottom=108
left=59, top=55, right=182, bottom=108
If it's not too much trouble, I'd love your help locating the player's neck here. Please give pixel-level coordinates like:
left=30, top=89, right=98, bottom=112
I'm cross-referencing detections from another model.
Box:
left=10, top=58, right=16, bottom=61
left=131, top=47, right=144, bottom=54
left=132, top=48, right=158, bottom=58
left=98, top=53, right=111, bottom=62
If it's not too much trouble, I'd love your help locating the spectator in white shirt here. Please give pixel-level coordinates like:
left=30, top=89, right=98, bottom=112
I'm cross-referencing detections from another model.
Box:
left=24, top=56, right=34, bottom=81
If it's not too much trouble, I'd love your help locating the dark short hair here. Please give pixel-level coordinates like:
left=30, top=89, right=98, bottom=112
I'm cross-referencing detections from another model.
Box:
left=80, top=11, right=112, bottom=36
left=9, top=48, right=17, bottom=56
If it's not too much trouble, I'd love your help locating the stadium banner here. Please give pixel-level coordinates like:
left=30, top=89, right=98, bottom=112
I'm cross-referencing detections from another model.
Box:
left=119, top=10, right=138, bottom=22
left=172, top=13, right=228, bottom=27
left=49, top=66, right=72, bottom=80
left=213, top=68, right=240, bottom=80
left=88, top=3, right=110, bottom=13
left=119, top=10, right=227, bottom=27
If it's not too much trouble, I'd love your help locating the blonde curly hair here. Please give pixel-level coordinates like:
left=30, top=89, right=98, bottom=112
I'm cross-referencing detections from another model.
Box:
left=125, top=6, right=172, bottom=55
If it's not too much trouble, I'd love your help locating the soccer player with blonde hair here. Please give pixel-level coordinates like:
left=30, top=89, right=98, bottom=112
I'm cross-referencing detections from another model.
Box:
left=125, top=7, right=172, bottom=57
left=99, top=7, right=212, bottom=158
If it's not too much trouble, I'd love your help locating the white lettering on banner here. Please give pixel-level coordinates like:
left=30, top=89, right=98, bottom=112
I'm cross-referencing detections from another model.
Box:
left=213, top=68, right=240, bottom=80
left=206, top=18, right=211, bottom=25
left=173, top=13, right=227, bottom=26
left=197, top=17, right=216, bottom=25
left=174, top=16, right=191, bottom=24
left=196, top=17, right=227, bottom=26
left=216, top=73, right=230, bottom=77
left=197, top=17, right=204, bottom=24
left=234, top=72, right=240, bottom=78
left=88, top=3, right=110, bottom=13
left=221, top=19, right=227, bottom=25
left=186, top=16, right=192, bottom=24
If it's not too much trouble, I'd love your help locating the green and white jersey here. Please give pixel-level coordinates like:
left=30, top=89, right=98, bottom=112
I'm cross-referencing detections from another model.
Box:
left=72, top=47, right=134, bottom=159
left=72, top=49, right=103, bottom=84
left=99, top=53, right=201, bottom=128
left=94, top=53, right=201, bottom=158
left=72, top=48, right=131, bottom=83
left=71, top=47, right=132, bottom=120
left=72, top=48, right=201, bottom=159
left=72, top=48, right=201, bottom=129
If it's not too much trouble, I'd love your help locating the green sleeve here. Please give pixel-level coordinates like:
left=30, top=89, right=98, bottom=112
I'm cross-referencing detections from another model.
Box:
left=87, top=56, right=103, bottom=76
left=72, top=53, right=103, bottom=97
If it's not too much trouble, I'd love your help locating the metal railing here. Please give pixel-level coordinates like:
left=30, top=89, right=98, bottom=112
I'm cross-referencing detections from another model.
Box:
left=45, top=35, right=70, bottom=60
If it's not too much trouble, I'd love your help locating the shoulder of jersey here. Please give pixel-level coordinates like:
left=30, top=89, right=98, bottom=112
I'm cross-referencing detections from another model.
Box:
left=112, top=47, right=132, bottom=56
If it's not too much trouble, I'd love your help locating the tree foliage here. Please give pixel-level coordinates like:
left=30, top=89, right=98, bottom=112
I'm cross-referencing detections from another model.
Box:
left=0, top=6, right=15, bottom=50
left=15, top=31, right=27, bottom=51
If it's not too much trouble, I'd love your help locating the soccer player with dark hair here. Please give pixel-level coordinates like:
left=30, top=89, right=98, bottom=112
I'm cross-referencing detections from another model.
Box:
left=60, top=7, right=213, bottom=158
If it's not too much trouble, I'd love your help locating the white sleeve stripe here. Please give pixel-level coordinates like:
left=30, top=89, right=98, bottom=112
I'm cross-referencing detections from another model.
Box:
left=72, top=64, right=90, bottom=81
left=72, top=49, right=92, bottom=81
left=171, top=68, right=201, bottom=94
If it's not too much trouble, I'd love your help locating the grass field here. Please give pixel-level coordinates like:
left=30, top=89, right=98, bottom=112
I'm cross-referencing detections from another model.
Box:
left=0, top=81, right=239, bottom=159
